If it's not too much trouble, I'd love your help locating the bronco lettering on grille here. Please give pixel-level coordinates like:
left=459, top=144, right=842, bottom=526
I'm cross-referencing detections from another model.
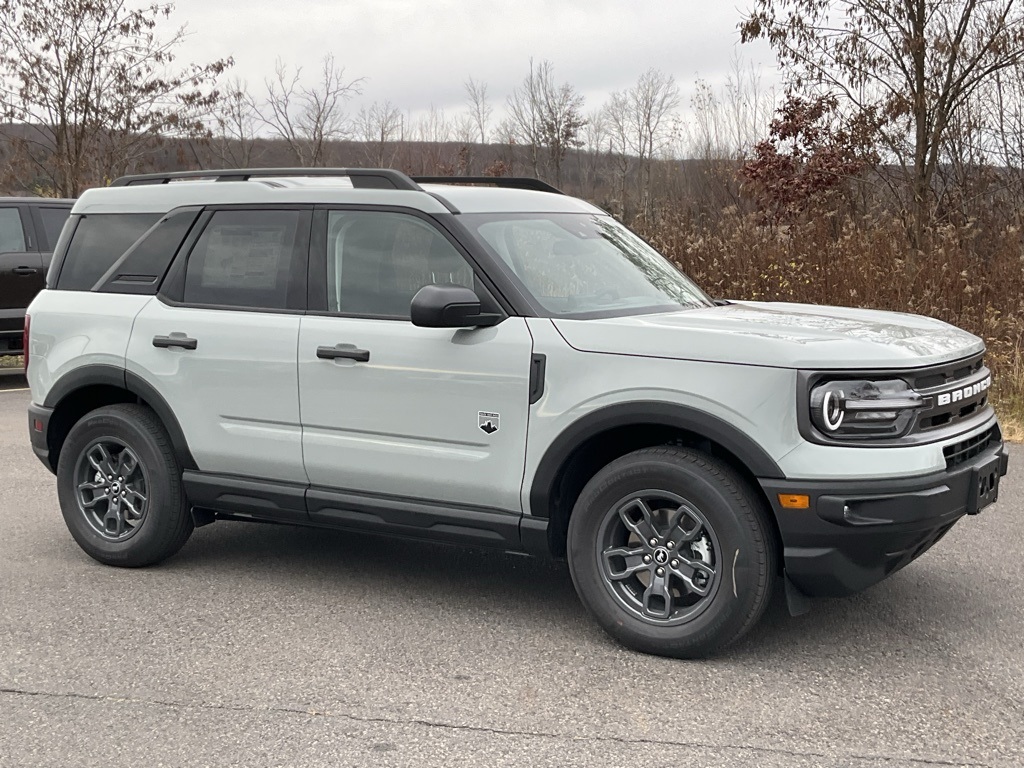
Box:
left=936, top=376, right=991, bottom=407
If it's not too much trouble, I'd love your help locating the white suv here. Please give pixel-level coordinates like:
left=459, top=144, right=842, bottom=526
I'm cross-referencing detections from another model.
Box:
left=25, top=169, right=1009, bottom=657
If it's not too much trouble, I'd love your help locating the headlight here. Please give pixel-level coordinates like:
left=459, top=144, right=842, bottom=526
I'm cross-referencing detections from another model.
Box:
left=809, top=379, right=924, bottom=439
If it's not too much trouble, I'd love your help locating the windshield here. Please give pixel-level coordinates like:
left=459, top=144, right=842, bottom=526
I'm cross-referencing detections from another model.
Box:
left=460, top=213, right=712, bottom=318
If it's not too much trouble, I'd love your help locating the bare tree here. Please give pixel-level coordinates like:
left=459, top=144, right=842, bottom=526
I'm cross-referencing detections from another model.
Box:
left=986, top=63, right=1024, bottom=213
left=493, top=118, right=521, bottom=176
left=579, top=107, right=609, bottom=199
left=683, top=59, right=777, bottom=213
left=506, top=59, right=587, bottom=185
left=414, top=105, right=456, bottom=174
left=209, top=77, right=261, bottom=168
left=452, top=112, right=477, bottom=145
left=539, top=80, right=586, bottom=188
left=356, top=100, right=403, bottom=167
left=261, top=55, right=362, bottom=166
left=742, top=0, right=1024, bottom=247
left=607, top=69, right=681, bottom=217
left=464, top=77, right=492, bottom=144
left=506, top=59, right=548, bottom=176
left=604, top=92, right=635, bottom=216
left=687, top=56, right=777, bottom=160
left=0, top=0, right=231, bottom=196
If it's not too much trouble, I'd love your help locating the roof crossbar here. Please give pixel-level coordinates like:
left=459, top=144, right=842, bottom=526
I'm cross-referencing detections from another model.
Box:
left=412, top=176, right=563, bottom=195
left=110, top=168, right=422, bottom=190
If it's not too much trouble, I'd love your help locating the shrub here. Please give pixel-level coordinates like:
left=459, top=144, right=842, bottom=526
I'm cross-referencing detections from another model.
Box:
left=636, top=210, right=1024, bottom=426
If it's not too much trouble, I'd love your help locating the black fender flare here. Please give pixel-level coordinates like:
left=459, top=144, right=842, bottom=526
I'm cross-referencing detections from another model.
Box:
left=528, top=401, right=785, bottom=518
left=43, top=364, right=197, bottom=470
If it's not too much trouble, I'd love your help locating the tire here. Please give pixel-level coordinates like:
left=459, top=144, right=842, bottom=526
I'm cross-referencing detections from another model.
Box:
left=56, top=404, right=193, bottom=567
left=567, top=446, right=776, bottom=658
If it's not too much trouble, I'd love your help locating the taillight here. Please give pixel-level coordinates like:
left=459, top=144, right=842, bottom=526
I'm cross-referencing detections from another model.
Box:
left=23, top=314, right=30, bottom=372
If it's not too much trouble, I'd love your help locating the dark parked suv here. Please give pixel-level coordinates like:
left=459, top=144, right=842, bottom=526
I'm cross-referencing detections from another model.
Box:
left=0, top=198, right=73, bottom=353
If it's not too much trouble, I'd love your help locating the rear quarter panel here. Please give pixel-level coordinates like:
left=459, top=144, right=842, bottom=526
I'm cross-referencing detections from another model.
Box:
left=27, top=291, right=152, bottom=404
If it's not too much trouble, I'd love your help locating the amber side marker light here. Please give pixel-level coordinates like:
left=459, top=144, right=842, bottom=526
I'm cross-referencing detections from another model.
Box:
left=778, top=494, right=810, bottom=510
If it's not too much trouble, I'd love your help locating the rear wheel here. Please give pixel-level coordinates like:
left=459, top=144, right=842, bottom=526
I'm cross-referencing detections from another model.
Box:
left=57, top=404, right=193, bottom=567
left=567, top=446, right=776, bottom=658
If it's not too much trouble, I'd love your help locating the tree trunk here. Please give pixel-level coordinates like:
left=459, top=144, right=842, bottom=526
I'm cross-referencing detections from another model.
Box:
left=910, top=0, right=929, bottom=252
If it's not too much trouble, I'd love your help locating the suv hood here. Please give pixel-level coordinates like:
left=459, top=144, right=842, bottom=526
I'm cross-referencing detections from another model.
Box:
left=552, top=301, right=984, bottom=370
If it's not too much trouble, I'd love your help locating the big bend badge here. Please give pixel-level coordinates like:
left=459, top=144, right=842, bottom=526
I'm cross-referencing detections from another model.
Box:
left=478, top=411, right=500, bottom=435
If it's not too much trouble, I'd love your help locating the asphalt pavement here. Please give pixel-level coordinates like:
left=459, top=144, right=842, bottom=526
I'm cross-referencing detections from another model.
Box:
left=1, top=375, right=1021, bottom=767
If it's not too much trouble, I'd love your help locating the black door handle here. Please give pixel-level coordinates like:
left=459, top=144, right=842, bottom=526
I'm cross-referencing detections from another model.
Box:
left=153, top=334, right=198, bottom=350
left=317, top=345, right=370, bottom=362
left=13, top=266, right=38, bottom=276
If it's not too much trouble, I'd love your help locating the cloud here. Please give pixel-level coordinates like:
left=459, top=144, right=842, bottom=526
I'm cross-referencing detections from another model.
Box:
left=173, top=0, right=778, bottom=121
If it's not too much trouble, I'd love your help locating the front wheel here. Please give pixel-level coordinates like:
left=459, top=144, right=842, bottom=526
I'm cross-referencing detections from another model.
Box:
left=56, top=404, right=193, bottom=567
left=567, top=446, right=776, bottom=658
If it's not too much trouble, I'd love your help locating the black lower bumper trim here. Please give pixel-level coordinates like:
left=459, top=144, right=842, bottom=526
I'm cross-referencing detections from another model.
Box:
left=761, top=441, right=1009, bottom=597
left=27, top=402, right=54, bottom=473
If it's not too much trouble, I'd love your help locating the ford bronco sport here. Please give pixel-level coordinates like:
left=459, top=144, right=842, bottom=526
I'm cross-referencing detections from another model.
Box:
left=25, top=169, right=1009, bottom=657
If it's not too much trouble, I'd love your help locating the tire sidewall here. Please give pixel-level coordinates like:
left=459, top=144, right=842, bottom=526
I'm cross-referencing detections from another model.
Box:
left=57, top=407, right=184, bottom=566
left=568, top=453, right=767, bottom=656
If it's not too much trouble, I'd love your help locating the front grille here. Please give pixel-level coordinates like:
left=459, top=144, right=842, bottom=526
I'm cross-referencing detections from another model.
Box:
left=943, top=425, right=1000, bottom=470
left=800, top=353, right=994, bottom=447
left=910, top=354, right=985, bottom=390
left=912, top=355, right=991, bottom=435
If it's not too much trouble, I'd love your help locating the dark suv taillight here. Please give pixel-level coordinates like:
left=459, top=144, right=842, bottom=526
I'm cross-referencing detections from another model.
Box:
left=23, top=314, right=30, bottom=372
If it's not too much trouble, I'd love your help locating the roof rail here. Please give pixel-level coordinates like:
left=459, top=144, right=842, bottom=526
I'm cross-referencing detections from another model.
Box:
left=110, top=168, right=422, bottom=191
left=412, top=176, right=563, bottom=195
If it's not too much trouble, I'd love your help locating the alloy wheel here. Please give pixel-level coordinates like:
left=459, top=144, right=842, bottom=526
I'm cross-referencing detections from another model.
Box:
left=74, top=439, right=150, bottom=541
left=596, top=490, right=720, bottom=625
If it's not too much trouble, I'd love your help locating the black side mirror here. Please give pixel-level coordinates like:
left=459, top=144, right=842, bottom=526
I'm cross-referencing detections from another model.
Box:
left=410, top=284, right=502, bottom=328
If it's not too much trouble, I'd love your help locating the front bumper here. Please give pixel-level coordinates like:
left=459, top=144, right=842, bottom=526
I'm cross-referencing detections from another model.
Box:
left=760, top=437, right=1009, bottom=597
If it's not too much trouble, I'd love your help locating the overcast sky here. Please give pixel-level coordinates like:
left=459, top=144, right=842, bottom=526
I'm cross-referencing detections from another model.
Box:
left=172, top=0, right=779, bottom=126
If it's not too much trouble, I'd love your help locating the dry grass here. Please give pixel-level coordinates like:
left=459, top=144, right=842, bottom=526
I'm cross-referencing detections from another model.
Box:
left=0, top=355, right=24, bottom=369
left=636, top=210, right=1024, bottom=431
left=1000, top=417, right=1024, bottom=443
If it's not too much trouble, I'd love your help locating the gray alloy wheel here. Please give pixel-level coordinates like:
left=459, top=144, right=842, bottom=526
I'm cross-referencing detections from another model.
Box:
left=74, top=439, right=150, bottom=541
left=567, top=446, right=776, bottom=658
left=597, top=490, right=721, bottom=626
left=57, top=404, right=193, bottom=567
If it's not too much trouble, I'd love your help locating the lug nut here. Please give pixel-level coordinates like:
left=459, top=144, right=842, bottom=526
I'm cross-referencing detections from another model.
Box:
left=649, top=538, right=658, bottom=547
left=643, top=554, right=652, bottom=564
left=670, top=559, right=678, bottom=568
left=655, top=567, right=665, bottom=577
left=666, top=541, right=674, bottom=549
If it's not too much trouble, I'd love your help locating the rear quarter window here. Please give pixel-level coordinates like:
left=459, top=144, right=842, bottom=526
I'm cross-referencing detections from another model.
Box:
left=95, top=209, right=201, bottom=294
left=56, top=213, right=161, bottom=290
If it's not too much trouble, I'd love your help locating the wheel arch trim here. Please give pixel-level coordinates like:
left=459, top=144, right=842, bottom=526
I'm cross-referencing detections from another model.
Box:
left=42, top=364, right=197, bottom=470
left=528, top=401, right=785, bottom=518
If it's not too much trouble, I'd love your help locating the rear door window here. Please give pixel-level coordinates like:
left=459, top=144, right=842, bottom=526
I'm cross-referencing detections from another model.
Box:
left=182, top=209, right=307, bottom=311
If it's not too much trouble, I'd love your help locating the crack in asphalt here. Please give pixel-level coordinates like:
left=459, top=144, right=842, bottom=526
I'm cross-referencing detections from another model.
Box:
left=0, top=685, right=993, bottom=767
